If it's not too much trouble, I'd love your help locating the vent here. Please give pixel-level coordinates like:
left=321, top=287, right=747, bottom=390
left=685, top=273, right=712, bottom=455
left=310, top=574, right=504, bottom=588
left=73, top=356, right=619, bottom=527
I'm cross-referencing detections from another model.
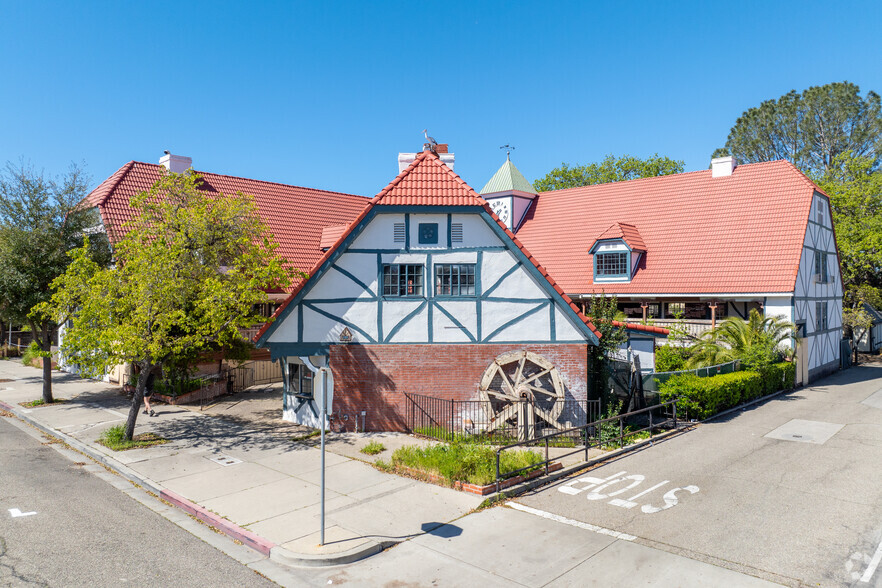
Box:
left=451, top=223, right=463, bottom=243
left=393, top=223, right=406, bottom=243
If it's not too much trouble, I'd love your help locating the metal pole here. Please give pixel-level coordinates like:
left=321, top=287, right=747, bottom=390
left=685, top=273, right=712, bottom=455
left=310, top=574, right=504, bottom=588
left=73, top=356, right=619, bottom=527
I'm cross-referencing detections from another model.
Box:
left=320, top=368, right=327, bottom=546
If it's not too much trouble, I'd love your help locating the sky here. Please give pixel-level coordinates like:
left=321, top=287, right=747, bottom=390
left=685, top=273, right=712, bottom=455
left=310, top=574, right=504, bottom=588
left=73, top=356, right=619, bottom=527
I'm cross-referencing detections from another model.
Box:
left=2, top=1, right=881, bottom=197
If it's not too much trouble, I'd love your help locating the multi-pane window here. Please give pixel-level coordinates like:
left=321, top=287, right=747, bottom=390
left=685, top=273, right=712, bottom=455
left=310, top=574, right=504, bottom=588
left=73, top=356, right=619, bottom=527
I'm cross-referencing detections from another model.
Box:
left=383, top=264, right=424, bottom=297
left=595, top=252, right=629, bottom=276
left=288, top=363, right=314, bottom=399
left=816, top=301, right=828, bottom=331
left=435, top=264, right=476, bottom=296
left=816, top=200, right=826, bottom=225
left=814, top=251, right=828, bottom=283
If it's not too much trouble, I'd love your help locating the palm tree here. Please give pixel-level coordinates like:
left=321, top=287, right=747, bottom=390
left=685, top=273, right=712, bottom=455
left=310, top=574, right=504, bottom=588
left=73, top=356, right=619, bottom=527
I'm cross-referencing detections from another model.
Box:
left=686, top=309, right=796, bottom=369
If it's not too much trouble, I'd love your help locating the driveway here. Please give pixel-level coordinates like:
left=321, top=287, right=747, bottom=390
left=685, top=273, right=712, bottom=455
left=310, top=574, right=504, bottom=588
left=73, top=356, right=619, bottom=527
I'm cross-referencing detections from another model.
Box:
left=513, top=365, right=882, bottom=587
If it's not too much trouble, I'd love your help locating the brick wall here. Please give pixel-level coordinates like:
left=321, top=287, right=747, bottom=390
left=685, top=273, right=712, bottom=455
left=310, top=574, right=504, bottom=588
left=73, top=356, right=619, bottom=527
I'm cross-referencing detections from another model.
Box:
left=329, top=343, right=589, bottom=432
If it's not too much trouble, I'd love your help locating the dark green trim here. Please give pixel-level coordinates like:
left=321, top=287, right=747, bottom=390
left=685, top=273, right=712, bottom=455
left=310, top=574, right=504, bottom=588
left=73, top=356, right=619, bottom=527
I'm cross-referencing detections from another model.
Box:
left=385, top=300, right=428, bottom=342
left=446, top=213, right=452, bottom=248
left=483, top=296, right=551, bottom=303
left=300, top=297, right=377, bottom=304
left=297, top=305, right=303, bottom=342
left=482, top=263, right=520, bottom=298
left=549, top=302, right=556, bottom=341
left=347, top=246, right=506, bottom=254
left=433, top=301, right=477, bottom=342
left=303, top=302, right=376, bottom=343
left=483, top=301, right=548, bottom=342
left=404, top=213, right=411, bottom=251
left=376, top=252, right=383, bottom=342
left=427, top=252, right=433, bottom=342
left=269, top=343, right=330, bottom=361
left=330, top=264, right=374, bottom=294
left=476, top=250, right=483, bottom=342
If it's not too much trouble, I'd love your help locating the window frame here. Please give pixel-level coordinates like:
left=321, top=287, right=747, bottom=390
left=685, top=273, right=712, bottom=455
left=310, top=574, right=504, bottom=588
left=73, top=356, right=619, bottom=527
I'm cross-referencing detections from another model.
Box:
left=382, top=263, right=425, bottom=298
left=816, top=301, right=828, bottom=331
left=434, top=263, right=477, bottom=297
left=594, top=251, right=630, bottom=278
left=814, top=251, right=828, bottom=284
left=288, top=363, right=314, bottom=399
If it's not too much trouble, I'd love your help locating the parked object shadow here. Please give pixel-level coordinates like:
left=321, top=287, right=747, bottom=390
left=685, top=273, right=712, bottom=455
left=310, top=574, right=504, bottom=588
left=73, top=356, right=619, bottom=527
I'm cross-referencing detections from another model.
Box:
left=422, top=522, right=463, bottom=538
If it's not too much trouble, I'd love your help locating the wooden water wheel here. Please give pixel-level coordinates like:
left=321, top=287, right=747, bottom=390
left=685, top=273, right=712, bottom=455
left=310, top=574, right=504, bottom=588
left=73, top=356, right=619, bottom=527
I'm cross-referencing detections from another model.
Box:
left=478, top=350, right=568, bottom=441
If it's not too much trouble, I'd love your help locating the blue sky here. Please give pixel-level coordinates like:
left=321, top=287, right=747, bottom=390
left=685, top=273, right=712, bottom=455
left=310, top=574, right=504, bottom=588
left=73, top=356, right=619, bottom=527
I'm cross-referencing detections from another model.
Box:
left=2, top=1, right=881, bottom=197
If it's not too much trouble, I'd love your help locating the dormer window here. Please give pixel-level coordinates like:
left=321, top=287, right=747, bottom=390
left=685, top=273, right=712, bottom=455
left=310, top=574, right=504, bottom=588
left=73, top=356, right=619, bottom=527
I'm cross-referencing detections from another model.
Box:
left=589, top=222, right=646, bottom=284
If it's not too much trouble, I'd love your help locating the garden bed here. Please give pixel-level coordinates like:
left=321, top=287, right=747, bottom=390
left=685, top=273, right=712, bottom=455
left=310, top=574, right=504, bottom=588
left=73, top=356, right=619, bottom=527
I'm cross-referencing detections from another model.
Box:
left=150, top=379, right=228, bottom=405
left=394, top=462, right=563, bottom=495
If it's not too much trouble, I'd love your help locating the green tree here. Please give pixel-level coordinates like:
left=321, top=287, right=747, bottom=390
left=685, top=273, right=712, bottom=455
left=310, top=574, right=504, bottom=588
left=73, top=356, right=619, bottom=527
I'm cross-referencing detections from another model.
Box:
left=686, top=309, right=796, bottom=370
left=35, top=170, right=294, bottom=439
left=584, top=294, right=628, bottom=405
left=813, top=152, right=882, bottom=299
left=533, top=154, right=684, bottom=192
left=716, top=82, right=882, bottom=174
left=0, top=161, right=111, bottom=403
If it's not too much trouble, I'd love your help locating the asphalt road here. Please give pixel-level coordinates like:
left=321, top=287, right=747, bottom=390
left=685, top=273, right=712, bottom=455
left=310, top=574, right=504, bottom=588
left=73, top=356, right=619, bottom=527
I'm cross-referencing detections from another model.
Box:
left=0, top=416, right=276, bottom=588
left=514, top=365, right=882, bottom=587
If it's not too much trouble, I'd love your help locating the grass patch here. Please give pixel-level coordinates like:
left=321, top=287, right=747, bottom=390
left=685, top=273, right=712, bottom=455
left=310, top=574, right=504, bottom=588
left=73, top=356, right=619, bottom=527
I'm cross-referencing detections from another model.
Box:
left=97, top=424, right=168, bottom=451
left=412, top=426, right=579, bottom=448
left=19, top=398, right=66, bottom=408
left=390, top=441, right=543, bottom=486
left=360, top=440, right=386, bottom=455
left=290, top=430, right=321, bottom=443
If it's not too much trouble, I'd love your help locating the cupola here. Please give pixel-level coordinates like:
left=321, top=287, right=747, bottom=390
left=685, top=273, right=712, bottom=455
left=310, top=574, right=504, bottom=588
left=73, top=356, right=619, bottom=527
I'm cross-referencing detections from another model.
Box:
left=480, top=151, right=537, bottom=232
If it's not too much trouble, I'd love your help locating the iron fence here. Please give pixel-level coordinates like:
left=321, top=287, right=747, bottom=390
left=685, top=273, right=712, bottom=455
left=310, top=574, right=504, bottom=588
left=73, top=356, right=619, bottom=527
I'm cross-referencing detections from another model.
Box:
left=404, top=392, right=601, bottom=445
left=495, top=398, right=685, bottom=492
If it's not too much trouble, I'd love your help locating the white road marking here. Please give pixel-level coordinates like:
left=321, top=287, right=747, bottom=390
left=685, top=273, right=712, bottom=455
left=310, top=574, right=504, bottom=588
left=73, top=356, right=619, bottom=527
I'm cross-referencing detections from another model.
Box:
left=860, top=536, right=882, bottom=583
left=9, top=508, right=36, bottom=517
left=609, top=480, right=670, bottom=509
left=508, top=502, right=636, bottom=541
left=641, top=485, right=700, bottom=514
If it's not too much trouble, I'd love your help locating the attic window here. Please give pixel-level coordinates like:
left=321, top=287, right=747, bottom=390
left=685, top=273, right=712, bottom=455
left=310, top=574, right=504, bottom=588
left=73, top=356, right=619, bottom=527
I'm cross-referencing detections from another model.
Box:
left=393, top=223, right=406, bottom=243
left=816, top=200, right=826, bottom=225
left=451, top=223, right=463, bottom=243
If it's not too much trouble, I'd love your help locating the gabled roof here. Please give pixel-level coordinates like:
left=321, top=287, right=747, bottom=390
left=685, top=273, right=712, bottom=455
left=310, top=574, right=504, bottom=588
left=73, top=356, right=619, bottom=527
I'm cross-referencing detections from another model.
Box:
left=593, top=222, right=647, bottom=252
left=480, top=156, right=537, bottom=195
left=515, top=160, right=824, bottom=295
left=255, top=149, right=648, bottom=344
left=373, top=149, right=485, bottom=206
left=83, top=161, right=369, bottom=279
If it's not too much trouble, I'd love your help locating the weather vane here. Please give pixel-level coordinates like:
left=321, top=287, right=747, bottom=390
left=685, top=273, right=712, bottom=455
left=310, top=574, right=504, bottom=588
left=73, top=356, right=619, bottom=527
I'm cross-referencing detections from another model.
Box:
left=500, top=144, right=515, bottom=159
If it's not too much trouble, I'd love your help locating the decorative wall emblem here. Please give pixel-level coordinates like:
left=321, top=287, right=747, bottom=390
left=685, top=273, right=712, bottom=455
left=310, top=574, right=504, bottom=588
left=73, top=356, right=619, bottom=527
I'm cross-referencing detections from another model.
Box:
left=339, top=327, right=353, bottom=342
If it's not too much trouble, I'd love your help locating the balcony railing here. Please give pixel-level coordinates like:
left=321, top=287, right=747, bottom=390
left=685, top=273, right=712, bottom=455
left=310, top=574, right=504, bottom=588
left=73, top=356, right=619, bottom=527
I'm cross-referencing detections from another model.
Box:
left=641, top=319, right=714, bottom=339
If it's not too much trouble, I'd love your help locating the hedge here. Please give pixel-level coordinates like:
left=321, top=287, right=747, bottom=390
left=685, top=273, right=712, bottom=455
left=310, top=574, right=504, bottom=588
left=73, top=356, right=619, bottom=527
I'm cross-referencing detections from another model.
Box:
left=655, top=345, right=691, bottom=372
left=659, top=362, right=795, bottom=420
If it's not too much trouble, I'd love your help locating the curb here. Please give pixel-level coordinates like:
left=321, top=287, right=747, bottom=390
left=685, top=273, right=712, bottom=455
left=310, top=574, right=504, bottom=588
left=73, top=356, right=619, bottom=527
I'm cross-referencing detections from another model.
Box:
left=160, top=489, right=275, bottom=556
left=270, top=540, right=394, bottom=568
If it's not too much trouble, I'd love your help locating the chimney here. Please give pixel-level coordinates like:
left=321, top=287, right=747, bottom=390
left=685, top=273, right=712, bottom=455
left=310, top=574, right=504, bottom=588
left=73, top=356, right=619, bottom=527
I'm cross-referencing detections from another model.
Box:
left=159, top=152, right=193, bottom=173
left=711, top=156, right=737, bottom=178
left=397, top=147, right=454, bottom=173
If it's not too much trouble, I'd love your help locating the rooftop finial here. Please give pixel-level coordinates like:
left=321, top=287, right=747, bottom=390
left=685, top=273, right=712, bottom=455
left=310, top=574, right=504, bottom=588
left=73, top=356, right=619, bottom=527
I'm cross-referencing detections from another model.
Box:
left=500, top=144, right=515, bottom=160
left=423, top=129, right=438, bottom=152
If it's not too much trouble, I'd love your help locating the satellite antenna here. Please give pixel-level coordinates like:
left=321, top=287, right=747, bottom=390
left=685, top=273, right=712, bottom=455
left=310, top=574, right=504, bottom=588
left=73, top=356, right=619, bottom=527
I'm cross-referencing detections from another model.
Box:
left=500, top=144, right=515, bottom=159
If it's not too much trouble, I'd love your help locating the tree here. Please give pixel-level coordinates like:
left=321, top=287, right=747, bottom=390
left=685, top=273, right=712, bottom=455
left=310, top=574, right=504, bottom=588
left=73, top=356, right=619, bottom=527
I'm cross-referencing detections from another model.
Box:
left=35, top=170, right=294, bottom=439
left=813, top=152, right=882, bottom=300
left=0, top=161, right=110, bottom=403
left=715, top=82, right=882, bottom=174
left=533, top=154, right=685, bottom=192
left=686, top=309, right=796, bottom=370
left=584, top=294, right=628, bottom=405
left=842, top=306, right=874, bottom=365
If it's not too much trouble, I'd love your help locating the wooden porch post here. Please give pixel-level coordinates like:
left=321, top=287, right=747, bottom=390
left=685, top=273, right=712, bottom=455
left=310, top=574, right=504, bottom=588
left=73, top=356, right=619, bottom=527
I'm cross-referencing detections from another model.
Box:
left=709, top=302, right=718, bottom=329
left=641, top=302, right=648, bottom=323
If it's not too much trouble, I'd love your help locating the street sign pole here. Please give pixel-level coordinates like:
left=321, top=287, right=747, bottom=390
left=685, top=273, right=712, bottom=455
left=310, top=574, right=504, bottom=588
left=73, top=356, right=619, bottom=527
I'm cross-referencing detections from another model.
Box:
left=319, top=368, right=327, bottom=546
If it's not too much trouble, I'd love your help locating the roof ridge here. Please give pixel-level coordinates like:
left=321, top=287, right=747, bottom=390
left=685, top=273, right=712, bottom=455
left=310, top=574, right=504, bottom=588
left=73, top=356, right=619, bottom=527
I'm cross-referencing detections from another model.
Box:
left=126, top=161, right=367, bottom=200
left=87, top=160, right=136, bottom=208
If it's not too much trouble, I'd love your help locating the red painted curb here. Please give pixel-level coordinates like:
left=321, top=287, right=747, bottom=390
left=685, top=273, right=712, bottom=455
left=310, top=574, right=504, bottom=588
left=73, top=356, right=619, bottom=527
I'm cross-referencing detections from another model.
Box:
left=159, top=489, right=274, bottom=556
left=0, top=400, right=14, bottom=412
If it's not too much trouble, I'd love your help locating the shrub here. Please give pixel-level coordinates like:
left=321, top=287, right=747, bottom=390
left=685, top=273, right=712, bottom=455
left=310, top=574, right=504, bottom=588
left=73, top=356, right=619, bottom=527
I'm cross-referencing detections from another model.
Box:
left=21, top=341, right=42, bottom=367
left=360, top=440, right=386, bottom=455
left=758, top=361, right=796, bottom=395
left=391, top=441, right=543, bottom=486
left=659, top=371, right=764, bottom=420
left=655, top=345, right=691, bottom=372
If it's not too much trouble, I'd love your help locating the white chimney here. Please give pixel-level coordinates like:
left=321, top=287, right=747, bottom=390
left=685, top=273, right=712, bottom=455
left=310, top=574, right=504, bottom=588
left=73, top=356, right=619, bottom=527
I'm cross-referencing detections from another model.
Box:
left=159, top=152, right=193, bottom=173
left=398, top=147, right=454, bottom=173
left=711, top=156, right=737, bottom=178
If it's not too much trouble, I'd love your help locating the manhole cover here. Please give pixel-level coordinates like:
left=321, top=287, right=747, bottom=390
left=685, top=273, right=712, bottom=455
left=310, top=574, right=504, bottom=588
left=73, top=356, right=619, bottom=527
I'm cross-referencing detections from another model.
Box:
left=207, top=454, right=242, bottom=467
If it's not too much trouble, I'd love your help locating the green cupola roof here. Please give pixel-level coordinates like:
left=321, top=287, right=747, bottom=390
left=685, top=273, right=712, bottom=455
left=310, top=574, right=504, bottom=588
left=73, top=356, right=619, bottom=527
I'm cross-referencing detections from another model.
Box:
left=480, top=155, right=537, bottom=195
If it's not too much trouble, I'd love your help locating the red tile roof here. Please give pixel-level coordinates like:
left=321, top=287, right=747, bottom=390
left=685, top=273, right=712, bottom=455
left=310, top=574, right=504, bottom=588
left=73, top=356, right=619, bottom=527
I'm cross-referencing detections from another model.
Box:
left=84, top=161, right=369, bottom=279
left=595, top=222, right=647, bottom=252
left=319, top=224, right=348, bottom=250
left=515, top=160, right=822, bottom=295
left=256, top=149, right=628, bottom=343
left=373, top=150, right=487, bottom=206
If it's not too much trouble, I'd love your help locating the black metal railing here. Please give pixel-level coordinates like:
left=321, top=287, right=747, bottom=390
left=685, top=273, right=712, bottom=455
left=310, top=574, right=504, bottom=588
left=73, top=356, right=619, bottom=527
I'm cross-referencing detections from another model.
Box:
left=494, top=398, right=685, bottom=492
left=404, top=392, right=601, bottom=445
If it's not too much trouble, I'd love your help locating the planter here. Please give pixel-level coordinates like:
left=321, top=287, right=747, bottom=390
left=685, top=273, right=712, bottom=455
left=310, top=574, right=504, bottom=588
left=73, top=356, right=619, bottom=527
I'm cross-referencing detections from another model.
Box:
left=396, top=461, right=563, bottom=496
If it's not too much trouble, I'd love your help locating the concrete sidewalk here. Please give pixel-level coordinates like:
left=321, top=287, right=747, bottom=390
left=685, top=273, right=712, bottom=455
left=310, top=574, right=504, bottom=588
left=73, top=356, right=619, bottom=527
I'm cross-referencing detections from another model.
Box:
left=0, top=360, right=482, bottom=566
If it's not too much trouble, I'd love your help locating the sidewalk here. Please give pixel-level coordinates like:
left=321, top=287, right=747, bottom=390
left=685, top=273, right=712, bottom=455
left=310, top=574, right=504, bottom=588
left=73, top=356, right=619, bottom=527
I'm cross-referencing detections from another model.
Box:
left=0, top=360, right=481, bottom=565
